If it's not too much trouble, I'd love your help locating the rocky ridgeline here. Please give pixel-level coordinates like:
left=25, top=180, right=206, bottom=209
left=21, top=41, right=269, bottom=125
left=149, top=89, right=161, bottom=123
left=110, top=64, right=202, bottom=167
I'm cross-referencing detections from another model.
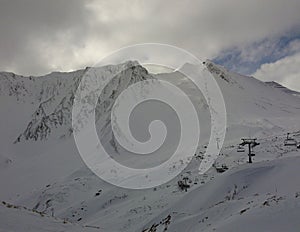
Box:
left=11, top=62, right=153, bottom=143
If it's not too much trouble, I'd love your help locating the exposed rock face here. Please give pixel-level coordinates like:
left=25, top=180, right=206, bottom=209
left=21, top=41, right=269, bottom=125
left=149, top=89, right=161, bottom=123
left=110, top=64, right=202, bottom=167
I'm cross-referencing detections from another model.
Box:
left=10, top=62, right=153, bottom=143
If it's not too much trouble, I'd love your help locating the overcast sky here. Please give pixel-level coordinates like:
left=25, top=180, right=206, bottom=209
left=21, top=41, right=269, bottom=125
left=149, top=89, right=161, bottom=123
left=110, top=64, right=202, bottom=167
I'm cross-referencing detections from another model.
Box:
left=0, top=0, right=300, bottom=90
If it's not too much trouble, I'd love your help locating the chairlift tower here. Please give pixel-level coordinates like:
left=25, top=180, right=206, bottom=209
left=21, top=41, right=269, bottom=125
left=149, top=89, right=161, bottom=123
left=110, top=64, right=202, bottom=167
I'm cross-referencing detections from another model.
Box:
left=240, top=138, right=260, bottom=163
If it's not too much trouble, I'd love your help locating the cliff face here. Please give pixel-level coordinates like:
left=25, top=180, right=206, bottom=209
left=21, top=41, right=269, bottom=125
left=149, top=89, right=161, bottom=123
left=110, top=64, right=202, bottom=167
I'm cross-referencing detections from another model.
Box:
left=0, top=62, right=153, bottom=143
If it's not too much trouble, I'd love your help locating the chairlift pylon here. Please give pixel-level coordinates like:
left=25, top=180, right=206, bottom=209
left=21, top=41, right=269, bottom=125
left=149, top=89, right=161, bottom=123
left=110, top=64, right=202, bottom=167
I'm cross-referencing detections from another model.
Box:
left=239, top=138, right=260, bottom=163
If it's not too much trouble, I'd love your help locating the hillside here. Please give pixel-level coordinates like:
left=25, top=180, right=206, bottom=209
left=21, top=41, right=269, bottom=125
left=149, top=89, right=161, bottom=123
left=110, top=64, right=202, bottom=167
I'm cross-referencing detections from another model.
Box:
left=0, top=61, right=299, bottom=231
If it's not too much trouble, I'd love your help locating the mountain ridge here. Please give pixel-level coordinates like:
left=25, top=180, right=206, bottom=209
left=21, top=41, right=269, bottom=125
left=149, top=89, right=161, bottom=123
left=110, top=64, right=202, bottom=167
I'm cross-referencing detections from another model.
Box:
left=0, top=60, right=300, bottom=231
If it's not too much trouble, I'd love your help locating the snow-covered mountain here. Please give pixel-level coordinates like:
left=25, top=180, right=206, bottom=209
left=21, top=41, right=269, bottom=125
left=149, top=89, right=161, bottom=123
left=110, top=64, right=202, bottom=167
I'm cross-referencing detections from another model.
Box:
left=0, top=61, right=299, bottom=231
left=265, top=81, right=300, bottom=97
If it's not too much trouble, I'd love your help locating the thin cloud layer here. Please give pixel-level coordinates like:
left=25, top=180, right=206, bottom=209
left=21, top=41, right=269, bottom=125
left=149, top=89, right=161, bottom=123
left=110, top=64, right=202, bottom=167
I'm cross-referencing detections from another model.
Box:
left=253, top=53, right=300, bottom=92
left=214, top=35, right=300, bottom=74
left=0, top=0, right=300, bottom=90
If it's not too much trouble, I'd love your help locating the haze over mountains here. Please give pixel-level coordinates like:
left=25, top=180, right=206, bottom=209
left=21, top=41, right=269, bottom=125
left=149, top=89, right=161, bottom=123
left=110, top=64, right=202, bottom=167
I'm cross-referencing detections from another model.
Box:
left=0, top=61, right=300, bottom=231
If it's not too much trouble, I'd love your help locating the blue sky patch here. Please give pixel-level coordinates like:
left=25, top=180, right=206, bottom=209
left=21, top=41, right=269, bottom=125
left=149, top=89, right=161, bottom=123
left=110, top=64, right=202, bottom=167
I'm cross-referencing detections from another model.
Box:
left=213, top=31, right=300, bottom=75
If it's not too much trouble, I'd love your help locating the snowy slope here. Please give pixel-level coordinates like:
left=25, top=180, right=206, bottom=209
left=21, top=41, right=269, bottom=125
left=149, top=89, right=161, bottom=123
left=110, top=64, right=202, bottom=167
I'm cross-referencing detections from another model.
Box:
left=141, top=156, right=300, bottom=232
left=266, top=81, right=300, bottom=97
left=0, top=61, right=300, bottom=231
left=0, top=202, right=98, bottom=232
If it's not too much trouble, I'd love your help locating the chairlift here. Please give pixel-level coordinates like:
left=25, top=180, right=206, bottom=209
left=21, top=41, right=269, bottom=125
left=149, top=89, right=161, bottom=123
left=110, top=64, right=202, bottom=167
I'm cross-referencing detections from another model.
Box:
left=237, top=145, right=245, bottom=152
left=216, top=164, right=228, bottom=173
left=239, top=138, right=260, bottom=163
left=284, top=133, right=297, bottom=146
left=251, top=142, right=260, bottom=148
left=284, top=139, right=297, bottom=146
left=178, top=180, right=190, bottom=192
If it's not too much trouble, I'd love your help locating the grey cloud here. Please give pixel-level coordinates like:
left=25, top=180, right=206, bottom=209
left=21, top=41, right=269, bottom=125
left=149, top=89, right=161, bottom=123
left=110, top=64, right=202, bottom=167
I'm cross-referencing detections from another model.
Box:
left=0, top=0, right=93, bottom=74
left=253, top=52, right=300, bottom=91
left=1, top=0, right=300, bottom=78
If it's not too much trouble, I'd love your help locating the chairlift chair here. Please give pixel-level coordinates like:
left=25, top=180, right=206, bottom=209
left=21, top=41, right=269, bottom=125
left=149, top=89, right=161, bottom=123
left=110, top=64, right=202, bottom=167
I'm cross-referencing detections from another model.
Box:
left=178, top=180, right=190, bottom=192
left=215, top=164, right=228, bottom=173
left=284, top=133, right=297, bottom=146
left=284, top=139, right=297, bottom=146
left=237, top=145, right=245, bottom=152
